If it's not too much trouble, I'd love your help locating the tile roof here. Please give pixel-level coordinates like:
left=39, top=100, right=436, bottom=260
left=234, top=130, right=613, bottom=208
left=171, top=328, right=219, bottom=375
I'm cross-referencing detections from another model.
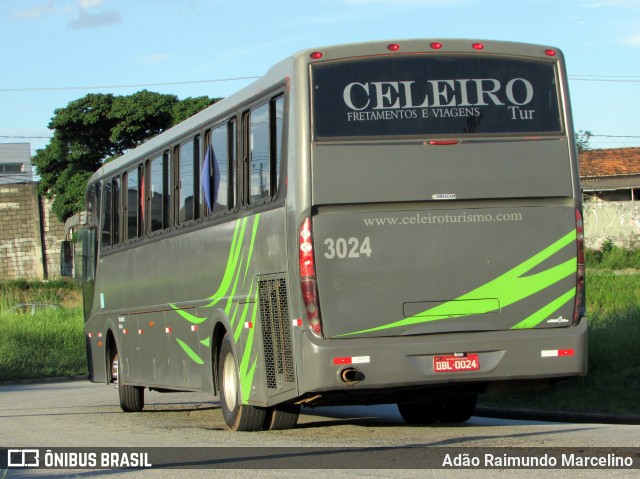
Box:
left=578, top=147, right=640, bottom=178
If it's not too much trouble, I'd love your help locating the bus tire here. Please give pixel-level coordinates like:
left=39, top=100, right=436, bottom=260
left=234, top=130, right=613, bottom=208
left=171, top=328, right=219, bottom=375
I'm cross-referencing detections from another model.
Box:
left=264, top=404, right=300, bottom=430
left=219, top=334, right=266, bottom=431
left=112, top=349, right=144, bottom=413
left=397, top=401, right=440, bottom=425
left=119, top=383, right=145, bottom=412
left=438, top=394, right=477, bottom=423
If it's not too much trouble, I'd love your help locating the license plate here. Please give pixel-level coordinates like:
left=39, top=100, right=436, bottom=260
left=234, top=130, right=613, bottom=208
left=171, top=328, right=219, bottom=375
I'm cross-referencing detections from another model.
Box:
left=433, top=354, right=480, bottom=373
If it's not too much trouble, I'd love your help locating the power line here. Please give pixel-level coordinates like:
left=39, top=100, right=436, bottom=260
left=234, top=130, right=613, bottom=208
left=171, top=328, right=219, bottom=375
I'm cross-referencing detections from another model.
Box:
left=569, top=77, right=640, bottom=83
left=0, top=73, right=639, bottom=92
left=1, top=135, right=52, bottom=139
left=0, top=76, right=261, bottom=93
left=591, top=134, right=640, bottom=139
left=571, top=74, right=640, bottom=78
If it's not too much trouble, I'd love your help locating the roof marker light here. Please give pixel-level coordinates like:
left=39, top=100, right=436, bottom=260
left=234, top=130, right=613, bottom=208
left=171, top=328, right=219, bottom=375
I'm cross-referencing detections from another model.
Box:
left=310, top=51, right=323, bottom=60
left=472, top=42, right=485, bottom=50
left=545, top=49, right=557, bottom=57
left=430, top=42, right=443, bottom=50
left=387, top=43, right=400, bottom=52
left=428, top=140, right=459, bottom=146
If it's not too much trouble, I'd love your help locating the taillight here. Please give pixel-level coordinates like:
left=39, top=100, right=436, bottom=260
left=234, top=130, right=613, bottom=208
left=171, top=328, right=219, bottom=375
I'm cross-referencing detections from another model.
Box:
left=573, top=209, right=586, bottom=324
left=299, top=218, right=323, bottom=337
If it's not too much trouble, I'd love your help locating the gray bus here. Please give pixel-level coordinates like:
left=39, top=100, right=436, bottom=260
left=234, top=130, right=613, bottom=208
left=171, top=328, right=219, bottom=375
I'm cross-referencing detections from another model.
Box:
left=66, top=39, right=587, bottom=431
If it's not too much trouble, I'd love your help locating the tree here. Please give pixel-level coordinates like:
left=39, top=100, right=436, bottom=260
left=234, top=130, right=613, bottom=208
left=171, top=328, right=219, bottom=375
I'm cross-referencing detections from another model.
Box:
left=576, top=130, right=593, bottom=152
left=33, top=90, right=218, bottom=222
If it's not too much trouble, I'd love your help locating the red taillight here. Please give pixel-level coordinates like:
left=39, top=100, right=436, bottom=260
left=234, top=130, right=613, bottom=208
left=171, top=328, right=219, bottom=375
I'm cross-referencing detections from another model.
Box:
left=301, top=278, right=322, bottom=336
left=574, top=209, right=586, bottom=324
left=575, top=209, right=585, bottom=265
left=428, top=140, right=459, bottom=146
left=299, top=218, right=323, bottom=337
left=299, top=218, right=315, bottom=277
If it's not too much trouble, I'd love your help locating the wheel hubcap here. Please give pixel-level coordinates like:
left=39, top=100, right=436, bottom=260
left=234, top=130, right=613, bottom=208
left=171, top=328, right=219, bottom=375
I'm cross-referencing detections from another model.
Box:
left=111, top=353, right=119, bottom=384
left=222, top=352, right=238, bottom=411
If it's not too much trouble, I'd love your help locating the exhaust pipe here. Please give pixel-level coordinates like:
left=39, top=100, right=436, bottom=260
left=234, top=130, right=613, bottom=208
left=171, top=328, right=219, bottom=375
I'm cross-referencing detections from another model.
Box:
left=339, top=367, right=363, bottom=383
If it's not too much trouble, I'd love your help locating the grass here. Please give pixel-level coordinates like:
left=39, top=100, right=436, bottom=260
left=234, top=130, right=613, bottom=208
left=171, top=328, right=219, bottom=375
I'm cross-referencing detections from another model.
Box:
left=0, top=280, right=86, bottom=382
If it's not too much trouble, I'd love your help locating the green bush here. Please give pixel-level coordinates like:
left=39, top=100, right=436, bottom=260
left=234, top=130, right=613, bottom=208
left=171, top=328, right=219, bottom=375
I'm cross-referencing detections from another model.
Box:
left=585, top=241, right=640, bottom=270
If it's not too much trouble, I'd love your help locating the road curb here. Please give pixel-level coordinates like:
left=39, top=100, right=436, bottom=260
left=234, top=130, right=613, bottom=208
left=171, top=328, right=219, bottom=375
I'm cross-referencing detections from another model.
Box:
left=0, top=375, right=88, bottom=386
left=475, top=405, right=640, bottom=425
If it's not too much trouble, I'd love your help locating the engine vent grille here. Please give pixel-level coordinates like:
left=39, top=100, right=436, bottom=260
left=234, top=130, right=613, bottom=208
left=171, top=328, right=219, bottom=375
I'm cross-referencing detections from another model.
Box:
left=258, top=278, right=296, bottom=392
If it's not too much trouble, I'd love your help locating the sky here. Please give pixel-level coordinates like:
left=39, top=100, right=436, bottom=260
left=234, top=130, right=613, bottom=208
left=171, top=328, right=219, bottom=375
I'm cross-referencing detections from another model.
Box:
left=1, top=0, right=640, bottom=160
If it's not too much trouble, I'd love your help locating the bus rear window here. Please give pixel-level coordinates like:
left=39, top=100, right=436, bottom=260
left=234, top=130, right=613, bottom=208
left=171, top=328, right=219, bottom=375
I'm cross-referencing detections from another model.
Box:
left=312, top=55, right=562, bottom=139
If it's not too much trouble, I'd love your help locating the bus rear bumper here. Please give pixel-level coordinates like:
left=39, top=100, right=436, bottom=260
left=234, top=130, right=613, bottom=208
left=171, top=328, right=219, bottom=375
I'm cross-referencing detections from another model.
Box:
left=298, top=319, right=587, bottom=401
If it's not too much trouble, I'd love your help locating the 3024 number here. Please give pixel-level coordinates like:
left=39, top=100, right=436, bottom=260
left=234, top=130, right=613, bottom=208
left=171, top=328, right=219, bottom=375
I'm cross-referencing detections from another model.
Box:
left=323, top=237, right=372, bottom=259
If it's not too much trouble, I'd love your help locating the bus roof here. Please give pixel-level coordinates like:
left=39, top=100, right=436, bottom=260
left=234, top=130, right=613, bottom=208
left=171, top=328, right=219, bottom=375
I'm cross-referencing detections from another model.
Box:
left=88, top=38, right=564, bottom=184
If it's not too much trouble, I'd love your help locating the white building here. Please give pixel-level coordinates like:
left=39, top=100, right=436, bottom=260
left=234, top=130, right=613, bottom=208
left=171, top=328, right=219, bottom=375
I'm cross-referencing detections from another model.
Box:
left=0, top=143, right=34, bottom=184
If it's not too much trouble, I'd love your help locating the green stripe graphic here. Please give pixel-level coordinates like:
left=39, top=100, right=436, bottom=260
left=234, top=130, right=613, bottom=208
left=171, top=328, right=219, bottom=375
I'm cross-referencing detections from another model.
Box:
left=339, top=230, right=577, bottom=336
left=168, top=214, right=263, bottom=405
left=176, top=338, right=204, bottom=365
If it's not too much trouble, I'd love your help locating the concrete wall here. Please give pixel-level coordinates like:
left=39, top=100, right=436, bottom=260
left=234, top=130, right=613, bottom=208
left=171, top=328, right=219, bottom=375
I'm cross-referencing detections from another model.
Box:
left=0, top=182, right=65, bottom=281
left=583, top=200, right=640, bottom=249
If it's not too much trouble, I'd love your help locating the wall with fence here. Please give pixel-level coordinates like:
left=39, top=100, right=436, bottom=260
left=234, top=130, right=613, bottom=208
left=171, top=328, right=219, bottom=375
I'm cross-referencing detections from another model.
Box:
left=583, top=200, right=640, bottom=249
left=0, top=182, right=65, bottom=281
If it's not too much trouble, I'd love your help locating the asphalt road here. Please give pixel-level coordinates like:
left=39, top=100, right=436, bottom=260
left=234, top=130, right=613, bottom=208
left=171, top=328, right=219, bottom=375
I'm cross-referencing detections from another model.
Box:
left=1, top=380, right=639, bottom=478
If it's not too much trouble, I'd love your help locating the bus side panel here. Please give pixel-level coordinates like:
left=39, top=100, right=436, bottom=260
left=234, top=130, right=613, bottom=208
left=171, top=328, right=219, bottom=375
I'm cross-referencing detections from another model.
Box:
left=85, top=313, right=108, bottom=383
left=86, top=208, right=291, bottom=398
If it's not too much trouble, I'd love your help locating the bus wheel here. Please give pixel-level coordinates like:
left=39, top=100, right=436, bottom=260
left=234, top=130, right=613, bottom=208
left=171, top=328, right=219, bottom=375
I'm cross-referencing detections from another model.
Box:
left=397, top=401, right=440, bottom=425
left=112, top=349, right=144, bottom=413
left=438, top=394, right=477, bottom=423
left=218, top=334, right=266, bottom=431
left=264, top=404, right=300, bottom=430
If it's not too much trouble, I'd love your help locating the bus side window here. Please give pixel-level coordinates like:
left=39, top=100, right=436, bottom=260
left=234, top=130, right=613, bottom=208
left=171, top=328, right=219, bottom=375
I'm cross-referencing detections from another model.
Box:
left=100, top=176, right=120, bottom=248
left=101, top=180, right=112, bottom=248
left=112, top=176, right=121, bottom=245
left=229, top=118, right=237, bottom=210
left=203, top=118, right=237, bottom=216
left=272, top=95, right=284, bottom=198
left=211, top=123, right=230, bottom=213
left=176, top=137, right=200, bottom=225
left=248, top=102, right=270, bottom=204
left=149, top=151, right=171, bottom=233
left=126, top=166, right=140, bottom=241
